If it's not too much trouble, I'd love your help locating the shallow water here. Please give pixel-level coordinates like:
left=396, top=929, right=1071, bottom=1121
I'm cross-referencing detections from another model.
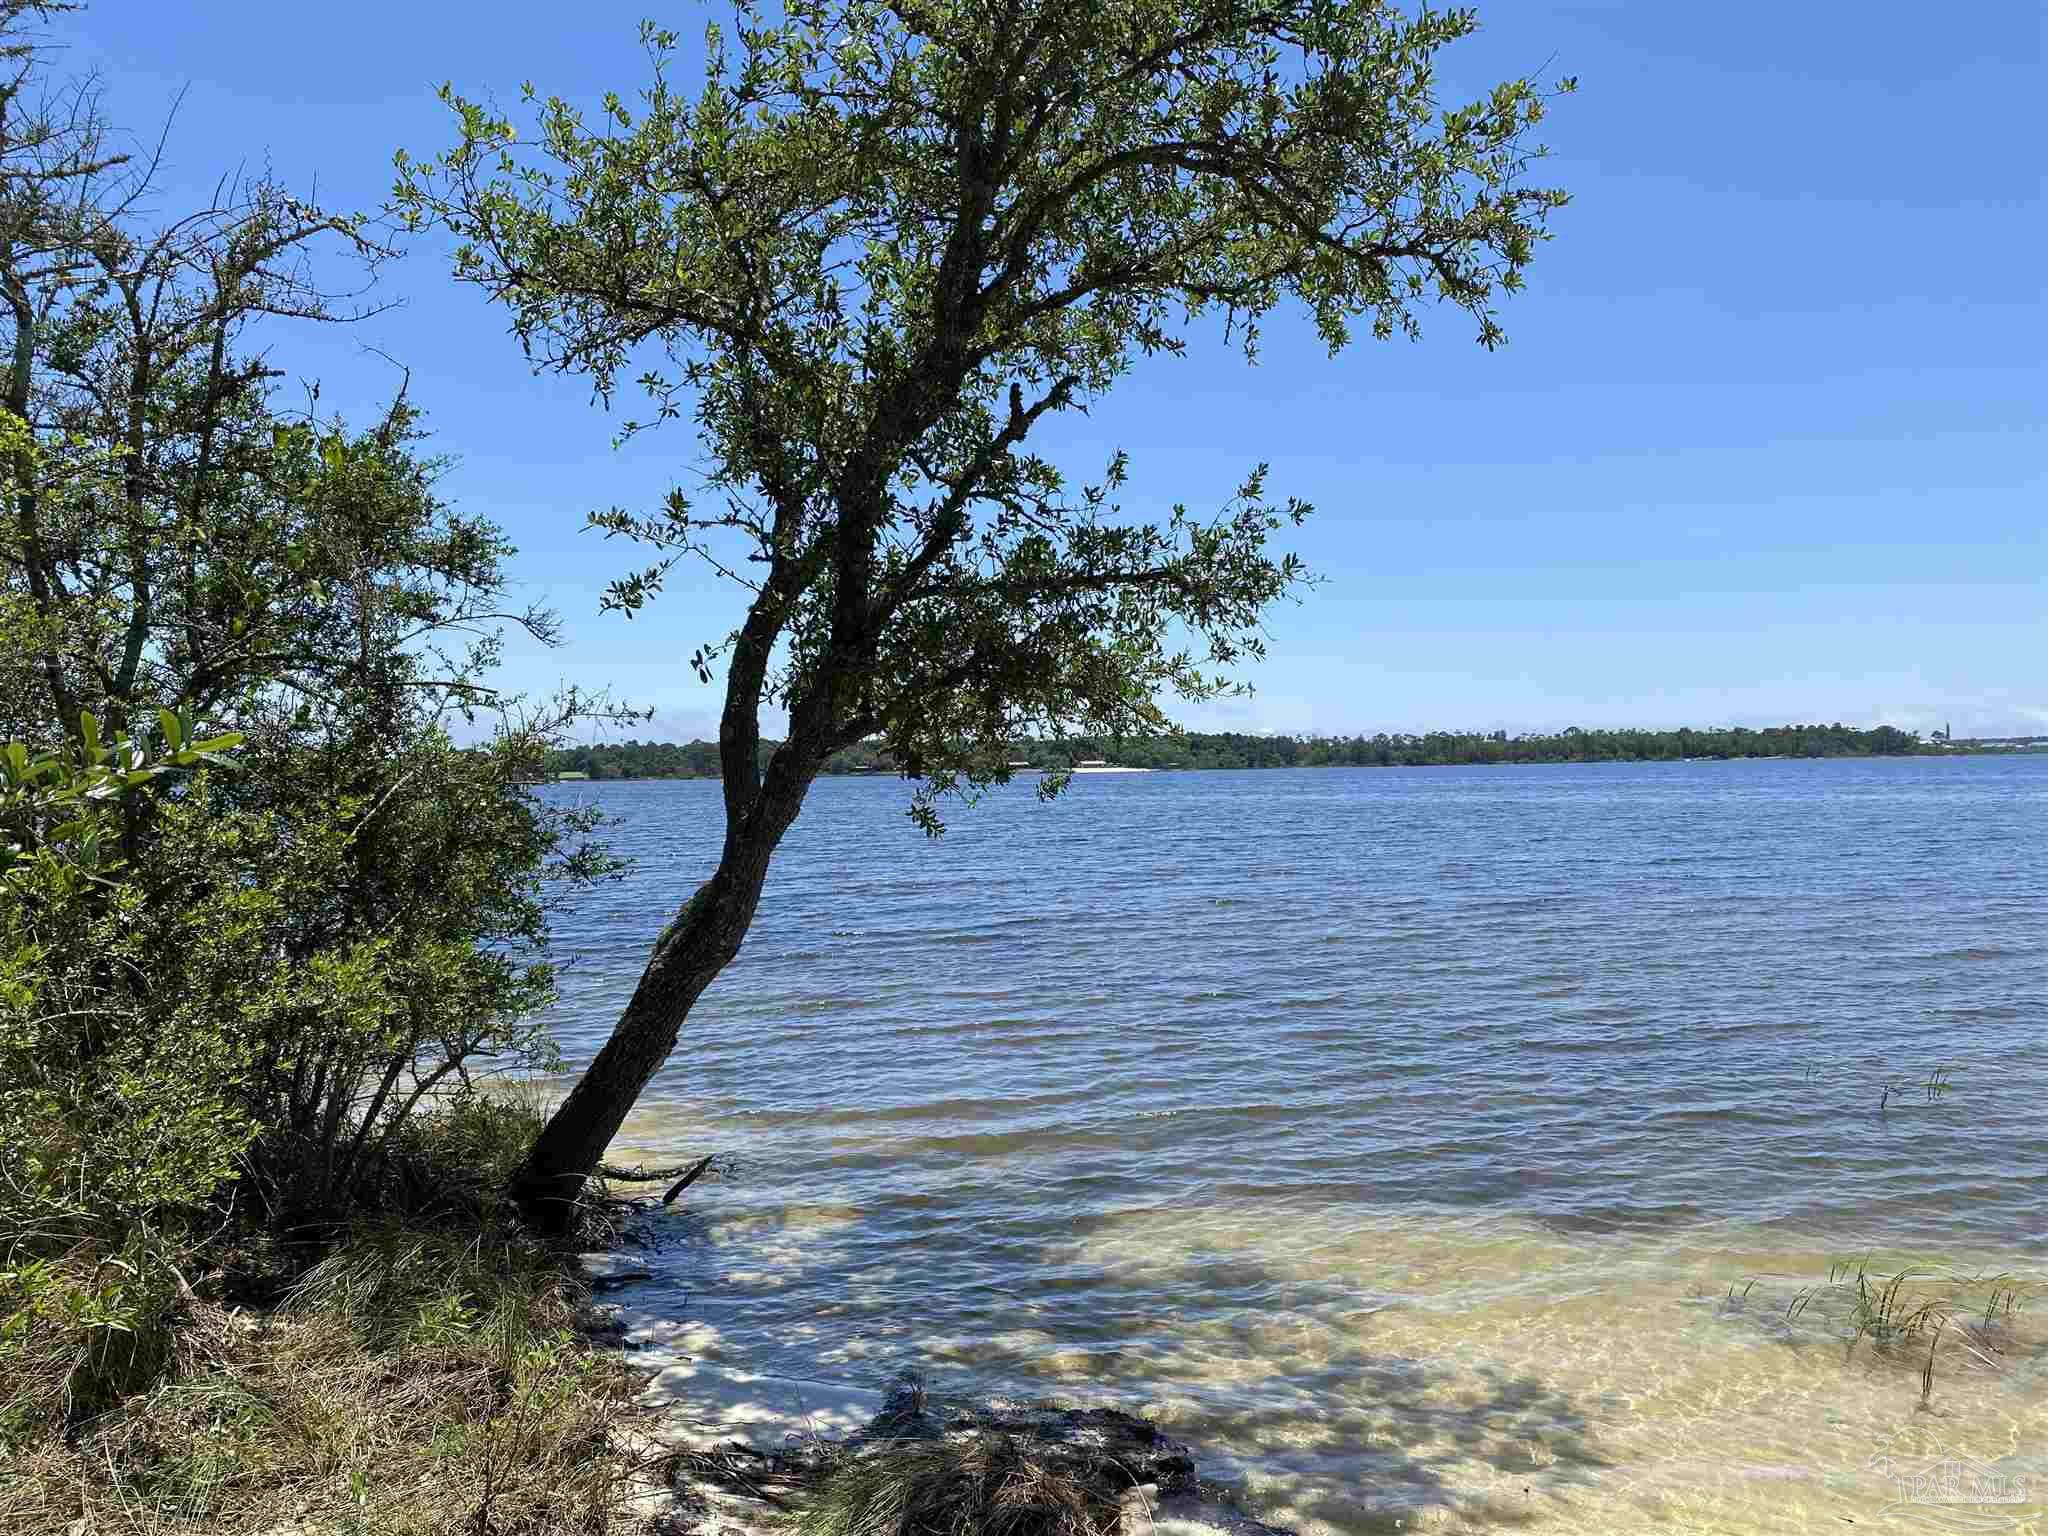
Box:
left=536, top=757, right=2048, bottom=1531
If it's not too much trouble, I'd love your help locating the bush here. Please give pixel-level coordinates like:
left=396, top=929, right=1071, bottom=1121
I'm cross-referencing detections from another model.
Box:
left=135, top=743, right=599, bottom=1225
left=1, top=730, right=256, bottom=1439
left=0, top=726, right=607, bottom=1436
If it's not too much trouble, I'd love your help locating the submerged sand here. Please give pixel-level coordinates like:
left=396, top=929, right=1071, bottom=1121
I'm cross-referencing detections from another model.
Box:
left=585, top=1163, right=2046, bottom=1536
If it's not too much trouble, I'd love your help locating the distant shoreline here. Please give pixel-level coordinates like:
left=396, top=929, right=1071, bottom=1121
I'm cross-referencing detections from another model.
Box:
left=544, top=722, right=1990, bottom=783
left=535, top=748, right=2026, bottom=785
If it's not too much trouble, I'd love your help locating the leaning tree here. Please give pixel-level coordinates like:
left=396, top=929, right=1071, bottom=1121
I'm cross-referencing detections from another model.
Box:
left=395, top=0, right=1571, bottom=1222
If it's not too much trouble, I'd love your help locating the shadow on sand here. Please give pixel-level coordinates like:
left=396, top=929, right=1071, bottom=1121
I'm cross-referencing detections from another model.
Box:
left=625, top=1201, right=1617, bottom=1534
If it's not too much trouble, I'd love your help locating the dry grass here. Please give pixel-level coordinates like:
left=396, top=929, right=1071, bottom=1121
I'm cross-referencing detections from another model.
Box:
left=0, top=1221, right=658, bottom=1536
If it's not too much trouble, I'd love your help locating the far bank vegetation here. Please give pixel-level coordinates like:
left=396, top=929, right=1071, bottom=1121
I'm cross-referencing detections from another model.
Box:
left=546, top=722, right=1928, bottom=780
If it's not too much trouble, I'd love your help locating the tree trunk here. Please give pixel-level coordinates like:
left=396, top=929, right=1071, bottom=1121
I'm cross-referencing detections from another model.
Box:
left=512, top=783, right=801, bottom=1231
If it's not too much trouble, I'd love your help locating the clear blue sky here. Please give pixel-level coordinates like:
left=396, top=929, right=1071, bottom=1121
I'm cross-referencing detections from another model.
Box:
left=65, top=1, right=2045, bottom=741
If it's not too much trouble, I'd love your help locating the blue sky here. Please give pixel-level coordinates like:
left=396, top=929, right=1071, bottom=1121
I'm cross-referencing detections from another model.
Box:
left=65, top=1, right=2044, bottom=740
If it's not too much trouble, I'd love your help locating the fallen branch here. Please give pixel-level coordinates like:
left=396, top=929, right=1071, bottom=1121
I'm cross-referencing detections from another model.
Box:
left=662, top=1154, right=716, bottom=1205
left=589, top=1154, right=712, bottom=1184
left=662, top=1442, right=805, bottom=1510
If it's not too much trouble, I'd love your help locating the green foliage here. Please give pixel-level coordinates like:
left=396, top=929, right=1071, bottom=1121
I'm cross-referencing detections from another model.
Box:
left=287, top=1201, right=571, bottom=1361
left=0, top=740, right=609, bottom=1421
left=401, top=0, right=1574, bottom=1196
left=135, top=748, right=595, bottom=1220
left=0, top=159, right=390, bottom=750
left=0, top=0, right=625, bottom=1441
left=0, top=730, right=231, bottom=1439
left=0, top=1230, right=184, bottom=1439
left=0, top=717, right=258, bottom=1287
left=544, top=737, right=737, bottom=780
left=0, top=708, right=240, bottom=882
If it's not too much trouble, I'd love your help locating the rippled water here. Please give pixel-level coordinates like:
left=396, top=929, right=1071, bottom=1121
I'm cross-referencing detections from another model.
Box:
left=535, top=757, right=2048, bottom=1532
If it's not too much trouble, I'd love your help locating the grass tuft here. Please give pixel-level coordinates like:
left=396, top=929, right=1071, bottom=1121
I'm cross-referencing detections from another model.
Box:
left=1711, top=1256, right=2040, bottom=1411
left=800, top=1434, right=1131, bottom=1536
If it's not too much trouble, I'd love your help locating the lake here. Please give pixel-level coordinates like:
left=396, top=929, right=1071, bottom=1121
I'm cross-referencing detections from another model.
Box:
left=534, top=756, right=2047, bottom=1533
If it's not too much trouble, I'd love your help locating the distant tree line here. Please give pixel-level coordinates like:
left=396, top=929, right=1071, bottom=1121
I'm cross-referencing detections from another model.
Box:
left=545, top=722, right=1925, bottom=779
left=547, top=739, right=731, bottom=779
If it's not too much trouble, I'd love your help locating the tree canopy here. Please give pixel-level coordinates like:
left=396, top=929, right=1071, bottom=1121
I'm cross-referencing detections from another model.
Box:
left=397, top=0, right=1570, bottom=827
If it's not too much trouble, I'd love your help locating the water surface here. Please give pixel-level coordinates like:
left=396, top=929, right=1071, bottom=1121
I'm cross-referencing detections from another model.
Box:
left=537, top=757, right=2048, bottom=1531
